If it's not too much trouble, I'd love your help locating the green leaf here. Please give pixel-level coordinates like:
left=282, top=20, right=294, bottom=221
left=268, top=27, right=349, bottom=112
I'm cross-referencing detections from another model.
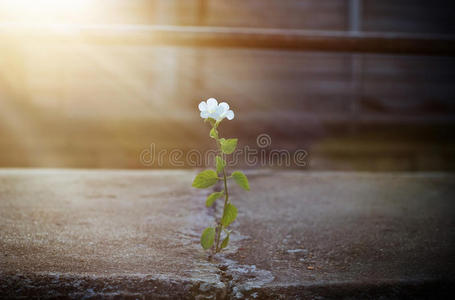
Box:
left=209, top=128, right=218, bottom=139
left=216, top=156, right=226, bottom=173
left=206, top=191, right=224, bottom=207
left=221, top=232, right=230, bottom=249
left=192, top=170, right=218, bottom=189
left=220, top=138, right=238, bottom=154
left=221, top=203, right=237, bottom=226
left=231, top=171, right=250, bottom=191
left=200, top=227, right=215, bottom=250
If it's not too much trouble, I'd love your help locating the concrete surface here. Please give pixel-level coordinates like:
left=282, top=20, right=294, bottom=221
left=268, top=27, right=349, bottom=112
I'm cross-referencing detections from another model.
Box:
left=0, top=169, right=454, bottom=299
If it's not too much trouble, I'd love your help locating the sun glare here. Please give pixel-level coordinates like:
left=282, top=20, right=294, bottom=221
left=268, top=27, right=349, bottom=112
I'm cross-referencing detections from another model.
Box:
left=1, top=0, right=96, bottom=24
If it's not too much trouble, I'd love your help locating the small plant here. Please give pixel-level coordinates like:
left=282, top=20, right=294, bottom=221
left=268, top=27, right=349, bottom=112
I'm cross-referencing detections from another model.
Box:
left=192, top=98, right=250, bottom=256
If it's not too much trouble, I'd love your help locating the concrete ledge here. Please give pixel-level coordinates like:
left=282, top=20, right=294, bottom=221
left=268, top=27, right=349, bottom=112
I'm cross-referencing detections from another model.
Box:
left=1, top=169, right=454, bottom=298
left=1, top=274, right=453, bottom=299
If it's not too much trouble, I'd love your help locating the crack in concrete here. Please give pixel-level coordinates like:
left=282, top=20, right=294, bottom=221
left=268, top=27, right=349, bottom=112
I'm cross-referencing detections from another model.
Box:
left=186, top=183, right=275, bottom=299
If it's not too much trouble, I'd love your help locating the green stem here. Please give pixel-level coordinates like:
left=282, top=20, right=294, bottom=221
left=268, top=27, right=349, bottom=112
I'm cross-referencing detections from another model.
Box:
left=216, top=161, right=229, bottom=252
left=213, top=126, right=230, bottom=253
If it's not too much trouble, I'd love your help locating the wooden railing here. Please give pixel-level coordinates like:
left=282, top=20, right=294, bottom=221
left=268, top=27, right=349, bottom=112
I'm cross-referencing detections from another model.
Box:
left=1, top=24, right=454, bottom=56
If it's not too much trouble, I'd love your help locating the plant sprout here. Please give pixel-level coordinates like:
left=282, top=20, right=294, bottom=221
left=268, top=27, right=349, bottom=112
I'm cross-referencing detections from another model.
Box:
left=192, top=98, right=250, bottom=256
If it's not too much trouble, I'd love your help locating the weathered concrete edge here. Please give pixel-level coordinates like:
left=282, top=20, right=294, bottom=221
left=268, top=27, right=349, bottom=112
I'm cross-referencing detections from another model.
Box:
left=250, top=279, right=455, bottom=299
left=1, top=272, right=454, bottom=299
left=0, top=272, right=225, bottom=299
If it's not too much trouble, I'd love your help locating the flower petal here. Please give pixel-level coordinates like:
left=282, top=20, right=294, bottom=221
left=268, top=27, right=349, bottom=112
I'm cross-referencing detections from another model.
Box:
left=207, top=98, right=218, bottom=111
left=198, top=101, right=207, bottom=112
left=215, top=104, right=226, bottom=116
left=209, top=111, right=221, bottom=121
left=200, top=111, right=209, bottom=118
left=226, top=110, right=234, bottom=120
left=219, top=102, right=229, bottom=111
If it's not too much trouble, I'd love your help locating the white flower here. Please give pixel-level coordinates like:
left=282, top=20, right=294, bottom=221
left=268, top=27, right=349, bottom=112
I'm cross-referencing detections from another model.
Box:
left=198, top=98, right=234, bottom=121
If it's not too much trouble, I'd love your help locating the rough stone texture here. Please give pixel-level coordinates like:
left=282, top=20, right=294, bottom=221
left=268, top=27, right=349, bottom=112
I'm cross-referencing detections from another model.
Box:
left=0, top=169, right=454, bottom=299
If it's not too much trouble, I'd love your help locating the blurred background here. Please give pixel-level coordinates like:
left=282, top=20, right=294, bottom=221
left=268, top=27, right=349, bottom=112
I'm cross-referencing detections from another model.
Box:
left=1, top=0, right=455, bottom=170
